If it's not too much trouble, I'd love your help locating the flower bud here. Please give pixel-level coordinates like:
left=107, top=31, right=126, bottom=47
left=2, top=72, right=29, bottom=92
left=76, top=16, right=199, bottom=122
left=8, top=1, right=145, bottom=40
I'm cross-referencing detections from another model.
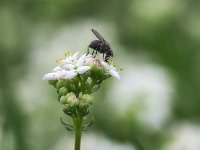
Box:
left=60, top=95, right=68, bottom=104
left=80, top=94, right=93, bottom=105
left=63, top=104, right=74, bottom=116
left=65, top=92, right=75, bottom=99
left=59, top=87, right=68, bottom=95
left=68, top=84, right=78, bottom=93
left=79, top=99, right=90, bottom=110
left=57, top=80, right=66, bottom=89
left=84, top=82, right=91, bottom=92
left=66, top=92, right=79, bottom=107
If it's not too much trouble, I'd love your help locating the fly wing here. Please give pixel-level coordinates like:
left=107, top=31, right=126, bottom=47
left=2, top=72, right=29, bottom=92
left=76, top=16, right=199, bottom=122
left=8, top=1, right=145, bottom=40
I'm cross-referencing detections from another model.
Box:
left=91, top=29, right=106, bottom=43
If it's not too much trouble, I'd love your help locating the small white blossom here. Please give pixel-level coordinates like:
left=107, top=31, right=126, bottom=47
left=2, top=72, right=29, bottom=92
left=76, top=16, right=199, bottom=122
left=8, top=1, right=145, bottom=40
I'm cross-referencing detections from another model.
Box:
left=61, top=54, right=91, bottom=76
left=43, top=72, right=59, bottom=80
left=64, top=52, right=79, bottom=63
left=43, top=69, right=66, bottom=80
left=76, top=54, right=87, bottom=66
left=43, top=52, right=92, bottom=80
left=62, top=64, right=75, bottom=70
left=63, top=70, right=77, bottom=79
left=101, top=61, right=120, bottom=80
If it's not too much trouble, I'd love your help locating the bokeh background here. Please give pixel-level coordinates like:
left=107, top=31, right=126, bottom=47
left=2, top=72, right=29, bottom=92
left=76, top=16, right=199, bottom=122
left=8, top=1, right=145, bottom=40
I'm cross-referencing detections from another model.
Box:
left=1, top=0, right=200, bottom=150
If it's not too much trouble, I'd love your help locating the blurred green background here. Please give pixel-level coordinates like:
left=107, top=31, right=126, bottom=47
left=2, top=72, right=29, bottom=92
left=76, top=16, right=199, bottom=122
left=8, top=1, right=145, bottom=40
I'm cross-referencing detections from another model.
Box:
left=1, top=0, right=200, bottom=150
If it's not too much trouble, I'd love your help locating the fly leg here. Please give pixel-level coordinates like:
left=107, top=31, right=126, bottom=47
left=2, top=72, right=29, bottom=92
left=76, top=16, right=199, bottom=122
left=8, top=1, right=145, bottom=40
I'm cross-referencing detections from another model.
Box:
left=86, top=47, right=90, bottom=56
left=93, top=50, right=98, bottom=58
left=92, top=50, right=95, bottom=57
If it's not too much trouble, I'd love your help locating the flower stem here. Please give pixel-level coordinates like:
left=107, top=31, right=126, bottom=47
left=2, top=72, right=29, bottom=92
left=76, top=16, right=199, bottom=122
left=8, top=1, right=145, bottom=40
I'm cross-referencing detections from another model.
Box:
left=73, top=116, right=83, bottom=150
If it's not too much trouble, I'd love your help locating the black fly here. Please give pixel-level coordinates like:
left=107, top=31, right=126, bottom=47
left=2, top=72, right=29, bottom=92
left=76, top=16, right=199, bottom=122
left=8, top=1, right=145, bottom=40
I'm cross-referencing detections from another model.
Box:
left=87, top=29, right=113, bottom=62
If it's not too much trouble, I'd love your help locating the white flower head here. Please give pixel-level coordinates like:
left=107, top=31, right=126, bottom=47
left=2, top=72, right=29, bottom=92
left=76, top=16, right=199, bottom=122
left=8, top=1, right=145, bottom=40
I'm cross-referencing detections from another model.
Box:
left=43, top=51, right=120, bottom=81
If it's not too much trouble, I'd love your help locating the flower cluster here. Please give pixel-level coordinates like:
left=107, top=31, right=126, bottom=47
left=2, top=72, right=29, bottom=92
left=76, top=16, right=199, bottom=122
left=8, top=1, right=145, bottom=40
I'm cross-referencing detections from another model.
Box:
left=43, top=52, right=120, bottom=81
left=43, top=51, right=120, bottom=118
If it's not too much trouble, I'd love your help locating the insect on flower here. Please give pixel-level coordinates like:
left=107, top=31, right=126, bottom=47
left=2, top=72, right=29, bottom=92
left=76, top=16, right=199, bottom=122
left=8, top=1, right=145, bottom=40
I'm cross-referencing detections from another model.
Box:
left=87, top=29, right=113, bottom=62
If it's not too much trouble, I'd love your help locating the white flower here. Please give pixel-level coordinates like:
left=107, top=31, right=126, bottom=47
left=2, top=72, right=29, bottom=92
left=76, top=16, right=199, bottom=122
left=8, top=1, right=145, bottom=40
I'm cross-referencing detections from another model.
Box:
left=101, top=61, right=120, bottom=80
left=43, top=69, right=66, bottom=80
left=59, top=52, right=79, bottom=67
left=73, top=54, right=91, bottom=75
left=43, top=72, right=60, bottom=80
left=63, top=70, right=77, bottom=79
left=61, top=54, right=91, bottom=75
left=65, top=52, right=79, bottom=63
left=43, top=53, right=92, bottom=80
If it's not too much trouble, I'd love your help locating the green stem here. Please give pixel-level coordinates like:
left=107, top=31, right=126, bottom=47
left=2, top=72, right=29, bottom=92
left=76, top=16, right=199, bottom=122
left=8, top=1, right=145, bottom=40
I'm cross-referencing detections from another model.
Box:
left=73, top=116, right=83, bottom=150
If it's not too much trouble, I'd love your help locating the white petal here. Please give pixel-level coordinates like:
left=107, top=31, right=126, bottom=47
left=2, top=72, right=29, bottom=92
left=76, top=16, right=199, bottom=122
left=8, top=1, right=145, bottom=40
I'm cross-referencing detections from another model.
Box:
left=62, top=64, right=75, bottom=70
left=66, top=56, right=77, bottom=64
left=59, top=69, right=68, bottom=76
left=65, top=57, right=70, bottom=62
left=98, top=55, right=105, bottom=62
left=85, top=55, right=95, bottom=63
left=42, top=72, right=59, bottom=80
left=85, top=54, right=93, bottom=59
left=109, top=69, right=120, bottom=80
left=52, top=66, right=63, bottom=72
left=76, top=54, right=86, bottom=67
left=72, top=52, right=79, bottom=61
left=101, top=61, right=110, bottom=70
left=85, top=58, right=95, bottom=66
left=77, top=66, right=91, bottom=74
left=59, top=60, right=68, bottom=66
left=63, top=70, right=77, bottom=79
left=110, top=65, right=117, bottom=71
